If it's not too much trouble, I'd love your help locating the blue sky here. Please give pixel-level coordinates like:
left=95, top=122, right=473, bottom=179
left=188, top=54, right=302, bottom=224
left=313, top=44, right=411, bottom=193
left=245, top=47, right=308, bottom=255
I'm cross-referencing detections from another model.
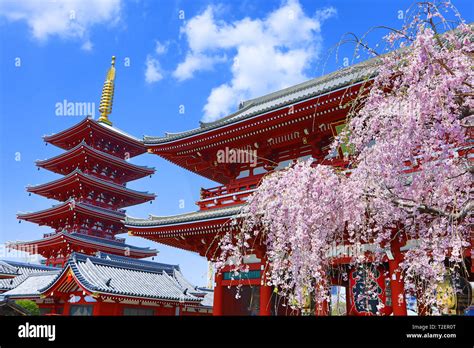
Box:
left=0, top=0, right=472, bottom=286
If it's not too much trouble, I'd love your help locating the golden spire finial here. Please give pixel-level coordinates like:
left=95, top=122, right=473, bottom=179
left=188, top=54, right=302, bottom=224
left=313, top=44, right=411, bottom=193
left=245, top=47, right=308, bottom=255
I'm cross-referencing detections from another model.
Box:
left=98, top=56, right=116, bottom=126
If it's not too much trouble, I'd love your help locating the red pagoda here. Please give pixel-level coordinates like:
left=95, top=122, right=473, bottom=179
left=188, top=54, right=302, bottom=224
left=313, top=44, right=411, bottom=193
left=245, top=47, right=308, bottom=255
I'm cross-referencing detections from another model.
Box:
left=8, top=56, right=157, bottom=267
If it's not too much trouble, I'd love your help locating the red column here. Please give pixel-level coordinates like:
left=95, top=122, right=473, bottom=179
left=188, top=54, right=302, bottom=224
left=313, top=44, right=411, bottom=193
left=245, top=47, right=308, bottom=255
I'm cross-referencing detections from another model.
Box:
left=259, top=258, right=272, bottom=316
left=63, top=297, right=70, bottom=316
left=213, top=272, right=223, bottom=316
left=259, top=284, right=272, bottom=316
left=388, top=237, right=407, bottom=316
left=92, top=300, right=102, bottom=316
left=345, top=285, right=352, bottom=316
left=114, top=302, right=122, bottom=316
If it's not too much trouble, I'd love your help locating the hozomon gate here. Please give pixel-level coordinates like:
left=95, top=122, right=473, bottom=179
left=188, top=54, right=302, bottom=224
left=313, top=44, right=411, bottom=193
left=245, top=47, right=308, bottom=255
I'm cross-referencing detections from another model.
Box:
left=123, top=55, right=451, bottom=316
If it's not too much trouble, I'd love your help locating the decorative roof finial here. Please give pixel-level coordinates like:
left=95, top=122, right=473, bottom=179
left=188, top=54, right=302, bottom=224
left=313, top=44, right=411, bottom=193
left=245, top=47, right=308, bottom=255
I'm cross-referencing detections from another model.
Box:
left=98, top=56, right=116, bottom=126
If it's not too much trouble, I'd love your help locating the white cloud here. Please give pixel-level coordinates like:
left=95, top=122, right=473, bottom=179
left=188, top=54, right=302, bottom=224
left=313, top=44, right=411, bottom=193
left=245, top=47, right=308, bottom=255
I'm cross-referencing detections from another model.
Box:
left=173, top=53, right=226, bottom=81
left=0, top=0, right=121, bottom=47
left=175, top=0, right=336, bottom=122
left=81, top=39, right=93, bottom=51
left=145, top=55, right=163, bottom=84
left=154, top=40, right=168, bottom=55
left=203, top=84, right=239, bottom=118
left=143, top=40, right=168, bottom=84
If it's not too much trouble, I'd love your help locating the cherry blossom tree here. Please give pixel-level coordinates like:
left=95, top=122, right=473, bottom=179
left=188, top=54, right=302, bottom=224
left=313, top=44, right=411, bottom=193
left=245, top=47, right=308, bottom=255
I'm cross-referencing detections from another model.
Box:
left=216, top=1, right=473, bottom=314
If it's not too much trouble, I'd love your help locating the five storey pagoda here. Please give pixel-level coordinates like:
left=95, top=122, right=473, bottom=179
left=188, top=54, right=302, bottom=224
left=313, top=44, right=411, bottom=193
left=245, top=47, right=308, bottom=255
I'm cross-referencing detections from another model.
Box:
left=8, top=57, right=157, bottom=267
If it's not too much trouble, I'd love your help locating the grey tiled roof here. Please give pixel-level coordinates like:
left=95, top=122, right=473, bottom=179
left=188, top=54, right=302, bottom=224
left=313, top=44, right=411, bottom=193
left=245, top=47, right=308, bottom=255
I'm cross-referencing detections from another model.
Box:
left=124, top=204, right=244, bottom=227
left=92, top=255, right=213, bottom=305
left=199, top=290, right=214, bottom=308
left=72, top=234, right=157, bottom=253
left=143, top=25, right=474, bottom=146
left=143, top=56, right=379, bottom=144
left=173, top=267, right=201, bottom=293
left=0, top=261, right=59, bottom=291
left=94, top=252, right=178, bottom=274
left=42, top=253, right=202, bottom=302
left=0, top=261, right=19, bottom=277
left=2, top=271, right=60, bottom=298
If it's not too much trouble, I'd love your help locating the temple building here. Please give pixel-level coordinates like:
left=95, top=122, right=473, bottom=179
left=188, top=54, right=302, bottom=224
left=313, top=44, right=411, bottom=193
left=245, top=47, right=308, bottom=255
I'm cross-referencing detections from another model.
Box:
left=2, top=57, right=211, bottom=316
left=2, top=49, right=470, bottom=316
left=2, top=253, right=212, bottom=316
left=124, top=54, right=473, bottom=316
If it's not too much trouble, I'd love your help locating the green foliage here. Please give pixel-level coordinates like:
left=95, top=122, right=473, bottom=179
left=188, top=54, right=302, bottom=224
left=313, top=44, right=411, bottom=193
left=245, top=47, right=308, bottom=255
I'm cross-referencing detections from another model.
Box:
left=15, top=300, right=40, bottom=316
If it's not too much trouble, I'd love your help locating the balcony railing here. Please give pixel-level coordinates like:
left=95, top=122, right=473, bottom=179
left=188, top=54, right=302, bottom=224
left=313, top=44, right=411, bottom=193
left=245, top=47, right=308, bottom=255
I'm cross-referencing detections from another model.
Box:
left=197, top=174, right=264, bottom=210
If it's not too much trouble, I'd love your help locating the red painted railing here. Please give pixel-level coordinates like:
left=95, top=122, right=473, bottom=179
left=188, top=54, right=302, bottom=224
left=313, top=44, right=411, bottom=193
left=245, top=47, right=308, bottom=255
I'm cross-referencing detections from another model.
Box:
left=197, top=174, right=265, bottom=210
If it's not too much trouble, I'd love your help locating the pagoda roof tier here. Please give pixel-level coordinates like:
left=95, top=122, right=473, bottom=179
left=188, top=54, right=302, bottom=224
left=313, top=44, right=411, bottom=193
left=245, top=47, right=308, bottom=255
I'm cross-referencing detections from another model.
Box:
left=40, top=253, right=203, bottom=304
left=7, top=232, right=157, bottom=259
left=27, top=169, right=155, bottom=209
left=36, top=141, right=155, bottom=183
left=125, top=205, right=242, bottom=256
left=43, top=117, right=146, bottom=158
left=143, top=59, right=377, bottom=183
left=17, top=199, right=126, bottom=233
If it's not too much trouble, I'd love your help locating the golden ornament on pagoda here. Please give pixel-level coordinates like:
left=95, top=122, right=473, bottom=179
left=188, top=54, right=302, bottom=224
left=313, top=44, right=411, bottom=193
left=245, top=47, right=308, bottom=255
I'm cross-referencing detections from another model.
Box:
left=98, top=56, right=116, bottom=126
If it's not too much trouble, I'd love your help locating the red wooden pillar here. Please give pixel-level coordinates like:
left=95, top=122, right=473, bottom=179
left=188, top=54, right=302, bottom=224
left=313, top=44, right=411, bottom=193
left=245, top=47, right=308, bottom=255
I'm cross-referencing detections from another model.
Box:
left=114, top=302, right=122, bottom=316
left=388, top=237, right=407, bottom=316
left=63, top=297, right=70, bottom=316
left=345, top=285, right=352, bottom=316
left=213, top=272, right=223, bottom=316
left=259, top=284, right=272, bottom=316
left=258, top=257, right=272, bottom=316
left=92, top=299, right=102, bottom=316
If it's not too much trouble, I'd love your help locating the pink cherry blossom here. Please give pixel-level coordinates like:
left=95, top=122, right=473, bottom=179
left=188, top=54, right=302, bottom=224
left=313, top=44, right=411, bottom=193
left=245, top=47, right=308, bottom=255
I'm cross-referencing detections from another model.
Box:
left=217, top=2, right=472, bottom=314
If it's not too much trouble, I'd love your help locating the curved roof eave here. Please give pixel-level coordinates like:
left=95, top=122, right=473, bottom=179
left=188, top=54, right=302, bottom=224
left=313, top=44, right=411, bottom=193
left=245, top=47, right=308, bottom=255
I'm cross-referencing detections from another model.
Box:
left=143, top=56, right=381, bottom=145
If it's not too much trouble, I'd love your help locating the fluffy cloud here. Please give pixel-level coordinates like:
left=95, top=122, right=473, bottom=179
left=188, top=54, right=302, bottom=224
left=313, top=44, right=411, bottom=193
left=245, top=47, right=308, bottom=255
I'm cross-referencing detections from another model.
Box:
left=154, top=40, right=168, bottom=55
left=175, top=0, right=336, bottom=122
left=174, top=53, right=226, bottom=81
left=144, top=40, right=168, bottom=84
left=0, top=0, right=121, bottom=48
left=145, top=55, right=163, bottom=84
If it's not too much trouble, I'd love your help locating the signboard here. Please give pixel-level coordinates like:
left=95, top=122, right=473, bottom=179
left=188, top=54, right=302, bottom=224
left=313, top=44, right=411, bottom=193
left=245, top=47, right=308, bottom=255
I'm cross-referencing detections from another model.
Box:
left=223, top=270, right=261, bottom=281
